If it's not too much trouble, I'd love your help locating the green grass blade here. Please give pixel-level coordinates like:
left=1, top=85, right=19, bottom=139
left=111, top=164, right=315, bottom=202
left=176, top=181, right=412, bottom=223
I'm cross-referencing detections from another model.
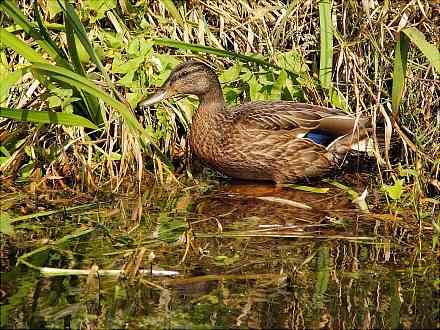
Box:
left=0, top=30, right=73, bottom=97
left=152, top=38, right=292, bottom=75
left=0, top=28, right=48, bottom=63
left=57, top=0, right=111, bottom=83
left=0, top=0, right=39, bottom=39
left=31, top=63, right=132, bottom=123
left=402, top=27, right=440, bottom=74
left=65, top=19, right=86, bottom=76
left=33, top=2, right=70, bottom=66
left=319, top=0, right=333, bottom=89
left=0, top=107, right=98, bottom=129
left=392, top=32, right=409, bottom=117
left=159, top=0, right=184, bottom=27
left=0, top=0, right=69, bottom=66
left=0, top=28, right=63, bottom=93
left=64, top=16, right=103, bottom=125
left=1, top=18, right=102, bottom=126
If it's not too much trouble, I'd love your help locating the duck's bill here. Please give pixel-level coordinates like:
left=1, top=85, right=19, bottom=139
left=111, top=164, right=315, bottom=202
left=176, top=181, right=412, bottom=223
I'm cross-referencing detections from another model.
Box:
left=140, top=89, right=168, bottom=107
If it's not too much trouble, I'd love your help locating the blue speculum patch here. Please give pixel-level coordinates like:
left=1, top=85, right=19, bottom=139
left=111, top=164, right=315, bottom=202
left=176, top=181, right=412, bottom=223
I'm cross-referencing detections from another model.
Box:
left=304, top=130, right=334, bottom=146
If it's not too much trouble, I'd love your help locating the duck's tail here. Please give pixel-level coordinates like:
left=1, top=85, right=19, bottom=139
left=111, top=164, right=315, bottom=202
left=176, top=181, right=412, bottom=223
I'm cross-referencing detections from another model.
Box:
left=327, top=126, right=399, bottom=165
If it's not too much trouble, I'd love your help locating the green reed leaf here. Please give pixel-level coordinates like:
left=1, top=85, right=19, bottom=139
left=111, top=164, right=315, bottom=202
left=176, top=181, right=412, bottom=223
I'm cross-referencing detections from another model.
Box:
left=0, top=0, right=69, bottom=66
left=402, top=27, right=440, bottom=74
left=319, top=0, right=333, bottom=89
left=392, top=32, right=409, bottom=117
left=56, top=0, right=110, bottom=82
left=0, top=107, right=98, bottom=129
left=152, top=38, right=292, bottom=75
left=0, top=28, right=47, bottom=63
left=159, top=0, right=184, bottom=27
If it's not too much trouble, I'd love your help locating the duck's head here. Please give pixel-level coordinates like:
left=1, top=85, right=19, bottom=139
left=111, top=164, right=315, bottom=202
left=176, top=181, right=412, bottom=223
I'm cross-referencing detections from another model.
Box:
left=140, top=60, right=222, bottom=107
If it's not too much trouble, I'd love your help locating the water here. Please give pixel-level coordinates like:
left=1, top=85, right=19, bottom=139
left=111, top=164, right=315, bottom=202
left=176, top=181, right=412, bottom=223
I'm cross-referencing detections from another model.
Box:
left=1, top=181, right=438, bottom=329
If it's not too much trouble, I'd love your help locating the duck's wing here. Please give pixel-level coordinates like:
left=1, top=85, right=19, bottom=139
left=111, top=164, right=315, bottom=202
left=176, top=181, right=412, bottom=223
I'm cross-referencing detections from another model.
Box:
left=232, top=101, right=370, bottom=136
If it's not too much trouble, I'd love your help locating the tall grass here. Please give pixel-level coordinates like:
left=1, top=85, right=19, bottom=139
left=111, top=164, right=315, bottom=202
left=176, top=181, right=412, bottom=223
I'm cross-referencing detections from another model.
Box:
left=0, top=0, right=438, bottom=207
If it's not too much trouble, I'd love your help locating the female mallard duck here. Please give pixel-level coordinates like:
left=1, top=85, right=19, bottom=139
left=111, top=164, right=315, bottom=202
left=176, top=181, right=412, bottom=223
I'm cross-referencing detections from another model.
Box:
left=141, top=60, right=375, bottom=183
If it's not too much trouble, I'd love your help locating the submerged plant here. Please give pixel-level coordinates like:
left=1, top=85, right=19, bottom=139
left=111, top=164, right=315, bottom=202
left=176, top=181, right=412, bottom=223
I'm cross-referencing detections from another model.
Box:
left=0, top=0, right=438, bottom=213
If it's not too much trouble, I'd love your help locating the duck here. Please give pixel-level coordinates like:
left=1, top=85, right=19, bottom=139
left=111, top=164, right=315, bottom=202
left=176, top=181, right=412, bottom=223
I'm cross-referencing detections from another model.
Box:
left=141, top=60, right=377, bottom=183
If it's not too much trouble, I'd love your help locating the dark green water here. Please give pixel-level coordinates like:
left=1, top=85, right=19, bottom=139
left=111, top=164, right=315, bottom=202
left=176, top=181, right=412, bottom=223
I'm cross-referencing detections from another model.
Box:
left=1, top=182, right=438, bottom=329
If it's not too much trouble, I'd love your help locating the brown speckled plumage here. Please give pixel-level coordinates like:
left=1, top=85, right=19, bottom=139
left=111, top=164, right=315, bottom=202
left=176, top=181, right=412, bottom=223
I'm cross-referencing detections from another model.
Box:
left=141, top=61, right=374, bottom=183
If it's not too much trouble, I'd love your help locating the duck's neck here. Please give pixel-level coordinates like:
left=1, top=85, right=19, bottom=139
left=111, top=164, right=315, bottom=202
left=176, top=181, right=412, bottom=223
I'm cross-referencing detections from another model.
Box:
left=190, top=86, right=227, bottom=162
left=194, top=82, right=226, bottom=123
left=199, top=80, right=225, bottom=110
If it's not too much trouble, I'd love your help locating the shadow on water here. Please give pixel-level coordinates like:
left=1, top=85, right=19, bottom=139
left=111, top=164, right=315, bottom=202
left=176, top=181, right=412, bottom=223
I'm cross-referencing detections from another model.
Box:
left=0, top=180, right=438, bottom=329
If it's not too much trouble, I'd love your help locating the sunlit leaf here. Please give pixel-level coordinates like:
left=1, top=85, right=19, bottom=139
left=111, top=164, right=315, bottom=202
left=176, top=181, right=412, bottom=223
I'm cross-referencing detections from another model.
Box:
left=112, top=56, right=144, bottom=74
left=327, top=87, right=349, bottom=112
left=219, top=63, right=242, bottom=83
left=382, top=179, right=405, bottom=200
left=84, top=0, right=117, bottom=23
left=247, top=74, right=262, bottom=101
left=398, top=165, right=418, bottom=177
left=159, top=0, right=184, bottom=27
left=0, top=213, right=15, bottom=236
left=47, top=0, right=62, bottom=19
left=270, top=69, right=287, bottom=100
left=0, top=69, right=24, bottom=104
left=276, top=50, right=309, bottom=75
left=47, top=95, right=62, bottom=108
left=402, top=27, right=440, bottom=74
